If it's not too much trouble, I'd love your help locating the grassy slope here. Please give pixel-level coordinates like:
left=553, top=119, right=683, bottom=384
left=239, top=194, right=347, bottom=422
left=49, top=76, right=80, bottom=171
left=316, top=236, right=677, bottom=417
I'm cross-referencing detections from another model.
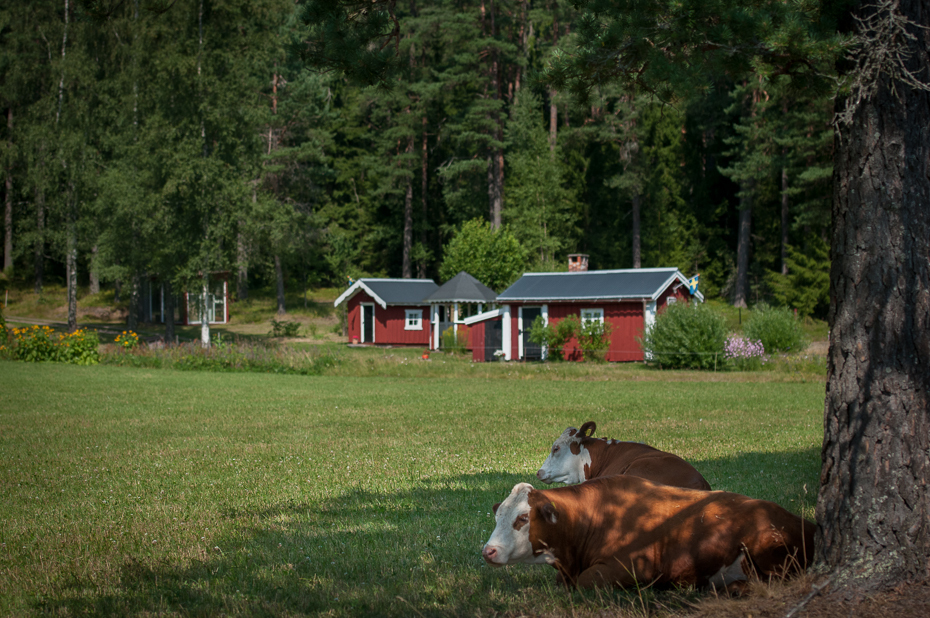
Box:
left=0, top=362, right=824, bottom=617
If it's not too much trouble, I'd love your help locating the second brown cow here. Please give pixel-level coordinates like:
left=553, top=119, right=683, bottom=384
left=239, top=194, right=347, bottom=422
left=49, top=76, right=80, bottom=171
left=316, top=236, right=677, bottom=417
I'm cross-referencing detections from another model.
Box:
left=536, top=421, right=711, bottom=491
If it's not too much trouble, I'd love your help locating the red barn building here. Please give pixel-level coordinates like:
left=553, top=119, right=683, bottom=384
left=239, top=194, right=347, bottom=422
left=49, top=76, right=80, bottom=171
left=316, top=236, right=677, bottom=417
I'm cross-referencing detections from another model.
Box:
left=334, top=279, right=438, bottom=347
left=468, top=265, right=702, bottom=362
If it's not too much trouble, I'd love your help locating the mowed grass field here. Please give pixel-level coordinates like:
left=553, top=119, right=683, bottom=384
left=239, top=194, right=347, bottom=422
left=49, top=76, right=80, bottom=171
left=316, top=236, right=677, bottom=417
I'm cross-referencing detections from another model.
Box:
left=0, top=362, right=824, bottom=617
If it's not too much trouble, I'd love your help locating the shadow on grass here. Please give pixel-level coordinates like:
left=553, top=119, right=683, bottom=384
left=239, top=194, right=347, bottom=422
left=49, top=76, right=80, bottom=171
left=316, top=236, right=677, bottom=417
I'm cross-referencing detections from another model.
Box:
left=35, top=450, right=820, bottom=617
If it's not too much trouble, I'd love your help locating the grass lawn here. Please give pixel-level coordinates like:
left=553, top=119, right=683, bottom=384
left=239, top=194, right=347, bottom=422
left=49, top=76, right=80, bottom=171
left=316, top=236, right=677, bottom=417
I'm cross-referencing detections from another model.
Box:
left=0, top=362, right=824, bottom=617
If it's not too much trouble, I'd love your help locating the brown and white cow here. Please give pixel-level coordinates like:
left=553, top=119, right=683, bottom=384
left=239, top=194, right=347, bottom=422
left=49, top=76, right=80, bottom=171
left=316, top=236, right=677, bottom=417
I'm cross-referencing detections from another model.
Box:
left=536, top=421, right=711, bottom=490
left=482, top=476, right=814, bottom=591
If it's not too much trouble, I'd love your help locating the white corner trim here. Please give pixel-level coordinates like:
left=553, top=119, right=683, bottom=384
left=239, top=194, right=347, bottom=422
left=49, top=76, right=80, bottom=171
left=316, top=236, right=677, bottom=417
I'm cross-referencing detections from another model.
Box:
left=502, top=305, right=512, bottom=361
left=463, top=308, right=502, bottom=326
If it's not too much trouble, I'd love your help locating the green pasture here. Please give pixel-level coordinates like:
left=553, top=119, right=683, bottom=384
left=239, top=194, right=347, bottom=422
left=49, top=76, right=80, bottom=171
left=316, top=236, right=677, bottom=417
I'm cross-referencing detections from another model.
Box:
left=0, top=362, right=824, bottom=617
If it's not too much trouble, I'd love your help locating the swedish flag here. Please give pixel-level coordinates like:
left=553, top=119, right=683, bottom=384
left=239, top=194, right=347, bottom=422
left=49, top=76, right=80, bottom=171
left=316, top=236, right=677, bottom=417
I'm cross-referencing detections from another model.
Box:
left=688, top=274, right=700, bottom=295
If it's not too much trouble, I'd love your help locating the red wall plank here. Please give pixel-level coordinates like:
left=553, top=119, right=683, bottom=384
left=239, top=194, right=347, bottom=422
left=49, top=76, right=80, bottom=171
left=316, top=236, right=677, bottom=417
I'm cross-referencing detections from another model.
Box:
left=345, top=290, right=431, bottom=346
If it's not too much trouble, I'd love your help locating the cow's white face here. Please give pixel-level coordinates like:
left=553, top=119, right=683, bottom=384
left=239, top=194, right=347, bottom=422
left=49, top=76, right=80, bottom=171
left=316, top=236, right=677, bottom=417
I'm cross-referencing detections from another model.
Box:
left=536, top=427, right=591, bottom=484
left=481, top=483, right=554, bottom=567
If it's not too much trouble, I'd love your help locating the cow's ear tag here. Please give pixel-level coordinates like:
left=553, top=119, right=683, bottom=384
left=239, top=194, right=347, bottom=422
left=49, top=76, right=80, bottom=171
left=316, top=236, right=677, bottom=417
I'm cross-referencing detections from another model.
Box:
left=540, top=502, right=558, bottom=524
left=492, top=502, right=501, bottom=515
left=579, top=421, right=596, bottom=438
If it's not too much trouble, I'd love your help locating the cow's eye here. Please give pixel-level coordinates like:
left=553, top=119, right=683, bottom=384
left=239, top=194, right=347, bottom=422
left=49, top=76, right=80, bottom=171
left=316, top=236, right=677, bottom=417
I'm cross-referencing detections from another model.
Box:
left=517, top=514, right=529, bottom=524
left=552, top=446, right=560, bottom=454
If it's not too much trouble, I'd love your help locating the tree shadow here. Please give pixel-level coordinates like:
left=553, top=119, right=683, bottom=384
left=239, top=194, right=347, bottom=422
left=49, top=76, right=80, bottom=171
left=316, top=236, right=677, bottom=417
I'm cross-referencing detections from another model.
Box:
left=35, top=449, right=821, bottom=617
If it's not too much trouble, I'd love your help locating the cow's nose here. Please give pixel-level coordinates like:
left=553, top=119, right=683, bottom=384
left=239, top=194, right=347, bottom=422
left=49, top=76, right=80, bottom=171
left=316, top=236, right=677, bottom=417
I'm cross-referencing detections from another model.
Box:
left=482, top=545, right=498, bottom=563
left=536, top=469, right=545, bottom=480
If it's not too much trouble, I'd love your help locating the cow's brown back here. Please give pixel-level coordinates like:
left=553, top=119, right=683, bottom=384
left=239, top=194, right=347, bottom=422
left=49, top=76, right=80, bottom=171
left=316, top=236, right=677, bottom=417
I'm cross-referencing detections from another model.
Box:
left=582, top=438, right=712, bottom=490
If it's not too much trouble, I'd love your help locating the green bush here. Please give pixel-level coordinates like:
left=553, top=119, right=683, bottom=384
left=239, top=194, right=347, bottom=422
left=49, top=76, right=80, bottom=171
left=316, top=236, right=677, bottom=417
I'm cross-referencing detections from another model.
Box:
left=577, top=317, right=612, bottom=362
left=270, top=319, right=301, bottom=337
left=744, top=304, right=807, bottom=353
left=441, top=326, right=467, bottom=354
left=639, top=302, right=727, bottom=369
left=527, top=315, right=576, bottom=361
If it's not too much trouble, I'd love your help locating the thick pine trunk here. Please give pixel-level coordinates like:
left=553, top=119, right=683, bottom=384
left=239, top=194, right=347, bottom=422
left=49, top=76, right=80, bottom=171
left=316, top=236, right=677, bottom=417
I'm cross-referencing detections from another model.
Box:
left=816, top=0, right=930, bottom=593
left=549, top=90, right=558, bottom=152
left=733, top=182, right=753, bottom=308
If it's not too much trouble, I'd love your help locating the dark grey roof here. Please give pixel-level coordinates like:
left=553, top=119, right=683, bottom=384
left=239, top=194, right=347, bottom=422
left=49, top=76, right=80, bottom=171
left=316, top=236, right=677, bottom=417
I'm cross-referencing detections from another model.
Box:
left=362, top=279, right=438, bottom=305
left=334, top=278, right=438, bottom=308
left=423, top=271, right=498, bottom=303
left=497, top=268, right=686, bottom=302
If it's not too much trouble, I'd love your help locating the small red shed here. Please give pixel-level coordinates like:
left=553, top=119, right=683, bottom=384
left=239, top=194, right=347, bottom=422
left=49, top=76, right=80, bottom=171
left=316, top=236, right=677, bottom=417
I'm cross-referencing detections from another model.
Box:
left=469, top=266, right=702, bottom=362
left=334, top=278, right=438, bottom=347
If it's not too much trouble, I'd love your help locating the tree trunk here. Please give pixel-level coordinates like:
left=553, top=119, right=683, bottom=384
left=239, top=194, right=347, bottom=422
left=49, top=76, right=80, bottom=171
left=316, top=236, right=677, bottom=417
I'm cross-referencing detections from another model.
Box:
left=418, top=116, right=428, bottom=278
left=816, top=0, right=930, bottom=593
left=274, top=253, right=286, bottom=315
left=34, top=185, right=44, bottom=294
left=66, top=192, right=77, bottom=332
left=237, top=225, right=248, bottom=300
left=89, top=245, right=100, bottom=294
left=549, top=90, right=558, bottom=152
left=632, top=192, right=641, bottom=268
left=781, top=165, right=789, bottom=275
left=200, top=276, right=210, bottom=347
left=163, top=279, right=175, bottom=345
left=486, top=0, right=503, bottom=230
left=127, top=274, right=139, bottom=331
left=403, top=134, right=414, bottom=278
left=3, top=108, right=11, bottom=274
left=733, top=182, right=753, bottom=308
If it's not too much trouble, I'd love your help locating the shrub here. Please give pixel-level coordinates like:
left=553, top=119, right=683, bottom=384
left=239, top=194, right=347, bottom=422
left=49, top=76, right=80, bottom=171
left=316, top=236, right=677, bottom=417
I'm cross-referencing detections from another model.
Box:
left=577, top=317, right=612, bottom=362
left=639, top=302, right=727, bottom=369
left=114, top=330, right=140, bottom=350
left=724, top=336, right=768, bottom=371
left=441, top=326, right=468, bottom=354
left=6, top=325, right=99, bottom=365
left=527, top=315, right=577, bottom=361
left=270, top=319, right=301, bottom=337
left=744, top=304, right=807, bottom=353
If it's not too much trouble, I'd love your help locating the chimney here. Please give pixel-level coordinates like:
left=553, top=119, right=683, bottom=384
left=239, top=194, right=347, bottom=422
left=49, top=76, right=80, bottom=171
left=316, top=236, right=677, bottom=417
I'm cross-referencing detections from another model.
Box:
left=568, top=254, right=589, bottom=272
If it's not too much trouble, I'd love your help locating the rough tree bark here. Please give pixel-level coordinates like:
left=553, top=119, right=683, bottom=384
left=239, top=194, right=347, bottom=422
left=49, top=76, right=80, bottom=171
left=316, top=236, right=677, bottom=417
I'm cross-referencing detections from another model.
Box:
left=781, top=165, right=789, bottom=275
left=418, top=116, right=428, bottom=278
left=163, top=279, right=175, bottom=345
left=34, top=184, right=44, bottom=294
left=816, top=0, right=930, bottom=593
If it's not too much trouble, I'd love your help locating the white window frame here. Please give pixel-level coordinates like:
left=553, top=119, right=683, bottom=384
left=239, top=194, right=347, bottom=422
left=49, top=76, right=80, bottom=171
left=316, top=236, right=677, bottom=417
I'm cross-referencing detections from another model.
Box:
left=405, top=309, right=423, bottom=331
left=580, top=308, right=604, bottom=326
left=666, top=296, right=677, bottom=305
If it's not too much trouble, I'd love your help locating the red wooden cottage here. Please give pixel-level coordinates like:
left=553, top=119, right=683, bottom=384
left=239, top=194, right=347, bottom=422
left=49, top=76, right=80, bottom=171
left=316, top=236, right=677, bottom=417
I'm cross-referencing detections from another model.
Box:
left=468, top=262, right=702, bottom=362
left=334, top=278, right=438, bottom=347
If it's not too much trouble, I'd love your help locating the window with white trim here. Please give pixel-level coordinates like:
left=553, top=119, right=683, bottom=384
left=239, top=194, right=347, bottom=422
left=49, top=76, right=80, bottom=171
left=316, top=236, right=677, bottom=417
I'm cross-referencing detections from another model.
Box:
left=666, top=296, right=677, bottom=305
left=580, top=308, right=604, bottom=325
left=405, top=309, right=423, bottom=330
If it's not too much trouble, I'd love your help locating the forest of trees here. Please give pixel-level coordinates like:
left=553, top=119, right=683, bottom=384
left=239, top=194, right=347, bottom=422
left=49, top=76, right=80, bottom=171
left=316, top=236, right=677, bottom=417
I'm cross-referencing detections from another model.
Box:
left=0, top=0, right=833, bottom=325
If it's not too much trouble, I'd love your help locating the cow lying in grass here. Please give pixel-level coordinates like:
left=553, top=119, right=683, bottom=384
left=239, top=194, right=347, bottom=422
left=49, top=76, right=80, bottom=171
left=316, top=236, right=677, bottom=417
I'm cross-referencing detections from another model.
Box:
left=482, top=476, right=814, bottom=592
left=537, top=421, right=711, bottom=491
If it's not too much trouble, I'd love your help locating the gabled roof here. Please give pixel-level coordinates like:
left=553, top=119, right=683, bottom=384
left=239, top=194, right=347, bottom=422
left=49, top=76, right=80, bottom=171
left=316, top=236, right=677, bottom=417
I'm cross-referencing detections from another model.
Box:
left=333, top=278, right=438, bottom=309
left=422, top=271, right=498, bottom=304
left=496, top=268, right=704, bottom=303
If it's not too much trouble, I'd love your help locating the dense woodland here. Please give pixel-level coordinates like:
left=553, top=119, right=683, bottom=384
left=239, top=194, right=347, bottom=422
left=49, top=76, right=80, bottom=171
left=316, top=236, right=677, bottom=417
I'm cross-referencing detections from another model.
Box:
left=0, top=0, right=833, bottom=324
